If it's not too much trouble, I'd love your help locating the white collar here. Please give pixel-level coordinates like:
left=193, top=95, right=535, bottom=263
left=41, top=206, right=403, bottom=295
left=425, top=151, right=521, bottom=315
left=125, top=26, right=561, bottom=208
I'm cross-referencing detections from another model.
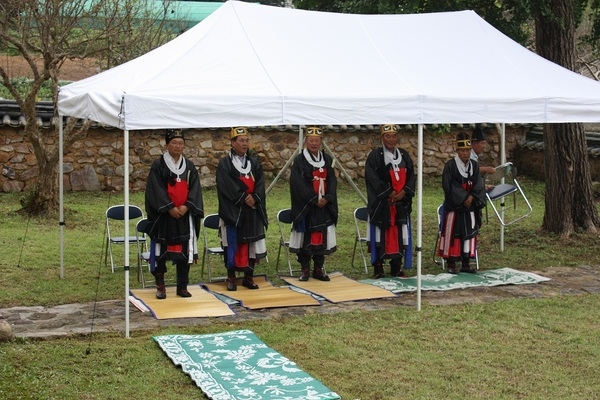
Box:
left=454, top=155, right=472, bottom=178
left=163, top=152, right=186, bottom=177
left=303, top=148, right=325, bottom=168
left=230, top=151, right=251, bottom=177
left=383, top=145, right=402, bottom=169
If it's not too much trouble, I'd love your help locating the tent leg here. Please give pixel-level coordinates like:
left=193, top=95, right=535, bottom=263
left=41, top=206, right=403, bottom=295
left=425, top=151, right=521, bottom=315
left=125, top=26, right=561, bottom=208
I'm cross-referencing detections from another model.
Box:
left=124, top=129, right=130, bottom=339
left=266, top=146, right=300, bottom=194
left=59, top=116, right=64, bottom=279
left=416, top=124, right=423, bottom=311
left=497, top=122, right=506, bottom=252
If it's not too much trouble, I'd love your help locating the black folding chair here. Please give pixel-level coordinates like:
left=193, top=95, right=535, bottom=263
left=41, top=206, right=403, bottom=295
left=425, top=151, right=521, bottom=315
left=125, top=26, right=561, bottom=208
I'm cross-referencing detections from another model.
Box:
left=351, top=207, right=370, bottom=273
left=275, top=208, right=294, bottom=275
left=200, top=214, right=226, bottom=282
left=485, top=162, right=533, bottom=226
left=103, top=204, right=144, bottom=272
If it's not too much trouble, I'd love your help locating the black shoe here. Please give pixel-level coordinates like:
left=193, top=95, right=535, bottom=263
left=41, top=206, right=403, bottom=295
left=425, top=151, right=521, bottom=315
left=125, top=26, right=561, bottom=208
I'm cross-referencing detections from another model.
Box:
left=460, top=266, right=477, bottom=274
left=390, top=262, right=402, bottom=277
left=447, top=266, right=459, bottom=275
left=373, top=265, right=384, bottom=279
left=299, top=269, right=310, bottom=282
left=156, top=285, right=166, bottom=299
left=226, top=278, right=237, bottom=291
left=242, top=277, right=259, bottom=289
left=176, top=289, right=192, bottom=298
left=392, top=270, right=407, bottom=278
left=312, top=268, right=330, bottom=282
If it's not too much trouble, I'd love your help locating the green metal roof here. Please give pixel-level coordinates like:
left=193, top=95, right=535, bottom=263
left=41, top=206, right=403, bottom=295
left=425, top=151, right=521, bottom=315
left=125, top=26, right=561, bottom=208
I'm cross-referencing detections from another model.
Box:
left=79, top=1, right=225, bottom=30
left=163, top=2, right=224, bottom=22
left=154, top=1, right=225, bottom=28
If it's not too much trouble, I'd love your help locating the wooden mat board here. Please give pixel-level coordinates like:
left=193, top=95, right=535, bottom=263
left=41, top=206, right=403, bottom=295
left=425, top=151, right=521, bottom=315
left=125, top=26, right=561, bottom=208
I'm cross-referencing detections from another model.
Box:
left=129, top=285, right=235, bottom=319
left=202, top=275, right=322, bottom=310
left=281, top=271, right=397, bottom=303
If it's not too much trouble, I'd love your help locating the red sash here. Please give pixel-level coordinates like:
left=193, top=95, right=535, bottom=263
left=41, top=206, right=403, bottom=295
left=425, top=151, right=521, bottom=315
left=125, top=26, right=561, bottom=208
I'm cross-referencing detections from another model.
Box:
left=166, top=178, right=189, bottom=255
left=383, top=168, right=406, bottom=255
left=310, top=168, right=327, bottom=246
left=389, top=168, right=406, bottom=193
left=310, top=231, right=324, bottom=246
left=167, top=178, right=189, bottom=207
left=233, top=174, right=255, bottom=267
left=234, top=242, right=249, bottom=267
left=461, top=180, right=473, bottom=193
left=240, top=174, right=255, bottom=194
left=311, top=168, right=327, bottom=194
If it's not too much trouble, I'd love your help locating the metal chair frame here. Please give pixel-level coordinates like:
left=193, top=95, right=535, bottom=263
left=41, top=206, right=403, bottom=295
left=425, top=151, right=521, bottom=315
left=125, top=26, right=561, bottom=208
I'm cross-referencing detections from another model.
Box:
left=103, top=204, right=144, bottom=273
left=351, top=206, right=370, bottom=273
left=485, top=162, right=533, bottom=226
left=200, top=214, right=226, bottom=282
left=135, top=218, right=152, bottom=288
left=275, top=208, right=294, bottom=276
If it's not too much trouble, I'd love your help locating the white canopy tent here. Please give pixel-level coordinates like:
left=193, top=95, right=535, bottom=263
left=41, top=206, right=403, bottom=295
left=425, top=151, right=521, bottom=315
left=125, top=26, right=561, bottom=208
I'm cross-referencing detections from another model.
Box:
left=59, top=1, right=600, bottom=126
left=58, top=0, right=600, bottom=337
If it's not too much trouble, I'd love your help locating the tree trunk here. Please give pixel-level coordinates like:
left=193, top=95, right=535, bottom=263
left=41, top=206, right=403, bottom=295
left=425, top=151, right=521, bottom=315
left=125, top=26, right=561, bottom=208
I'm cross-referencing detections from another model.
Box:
left=535, top=0, right=600, bottom=236
left=21, top=119, right=92, bottom=217
left=22, top=120, right=60, bottom=216
left=28, top=154, right=60, bottom=216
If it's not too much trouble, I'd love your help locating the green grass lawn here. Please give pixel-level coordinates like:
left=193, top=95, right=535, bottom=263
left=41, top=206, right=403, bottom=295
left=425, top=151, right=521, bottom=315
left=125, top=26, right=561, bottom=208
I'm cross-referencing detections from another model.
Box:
left=1, top=296, right=600, bottom=399
left=1, top=177, right=597, bottom=307
left=1, top=177, right=600, bottom=399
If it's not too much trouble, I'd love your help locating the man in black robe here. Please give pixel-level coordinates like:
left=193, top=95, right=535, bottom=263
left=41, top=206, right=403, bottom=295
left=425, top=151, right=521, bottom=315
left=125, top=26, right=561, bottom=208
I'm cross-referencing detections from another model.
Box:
left=289, top=126, right=338, bottom=281
left=365, top=124, right=416, bottom=278
left=145, top=129, right=204, bottom=299
left=216, top=127, right=268, bottom=291
left=437, top=131, right=487, bottom=274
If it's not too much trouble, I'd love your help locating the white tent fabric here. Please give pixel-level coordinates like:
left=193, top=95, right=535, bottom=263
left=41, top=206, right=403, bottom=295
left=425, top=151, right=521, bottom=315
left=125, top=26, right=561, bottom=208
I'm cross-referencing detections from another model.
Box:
left=56, top=0, right=600, bottom=336
left=58, top=0, right=600, bottom=128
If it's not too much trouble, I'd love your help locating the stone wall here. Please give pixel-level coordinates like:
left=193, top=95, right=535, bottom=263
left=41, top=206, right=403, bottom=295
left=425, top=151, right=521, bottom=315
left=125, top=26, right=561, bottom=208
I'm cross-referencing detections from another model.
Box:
left=0, top=125, right=526, bottom=192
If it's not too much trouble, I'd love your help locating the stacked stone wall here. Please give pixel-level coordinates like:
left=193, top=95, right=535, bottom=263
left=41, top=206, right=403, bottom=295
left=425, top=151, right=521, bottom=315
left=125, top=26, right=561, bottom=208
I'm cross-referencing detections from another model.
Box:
left=0, top=125, right=525, bottom=192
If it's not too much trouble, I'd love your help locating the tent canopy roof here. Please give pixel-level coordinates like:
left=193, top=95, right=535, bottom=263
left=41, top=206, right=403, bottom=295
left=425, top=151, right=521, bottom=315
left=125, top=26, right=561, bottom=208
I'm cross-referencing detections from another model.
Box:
left=58, top=0, right=600, bottom=130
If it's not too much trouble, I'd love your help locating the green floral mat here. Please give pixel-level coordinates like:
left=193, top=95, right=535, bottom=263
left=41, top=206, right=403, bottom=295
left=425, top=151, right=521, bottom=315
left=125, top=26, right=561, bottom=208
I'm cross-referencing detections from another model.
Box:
left=361, top=267, right=550, bottom=293
left=153, top=330, right=340, bottom=400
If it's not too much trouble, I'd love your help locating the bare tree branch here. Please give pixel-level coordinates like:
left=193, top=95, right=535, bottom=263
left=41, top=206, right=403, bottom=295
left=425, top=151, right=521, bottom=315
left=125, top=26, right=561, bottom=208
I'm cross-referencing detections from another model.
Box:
left=0, top=0, right=180, bottom=215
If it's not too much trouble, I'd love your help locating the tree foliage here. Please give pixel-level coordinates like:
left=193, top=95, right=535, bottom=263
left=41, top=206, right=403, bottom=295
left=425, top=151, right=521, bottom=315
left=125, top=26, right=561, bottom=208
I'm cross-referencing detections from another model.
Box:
left=296, top=0, right=532, bottom=45
left=0, top=0, right=180, bottom=215
left=296, top=0, right=600, bottom=236
left=296, top=0, right=600, bottom=56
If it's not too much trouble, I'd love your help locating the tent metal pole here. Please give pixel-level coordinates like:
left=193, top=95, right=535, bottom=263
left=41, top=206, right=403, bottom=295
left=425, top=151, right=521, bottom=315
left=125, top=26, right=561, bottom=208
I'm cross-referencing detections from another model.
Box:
left=500, top=123, right=506, bottom=252
left=266, top=127, right=368, bottom=205
left=266, top=146, right=300, bottom=194
left=124, top=129, right=130, bottom=338
left=266, top=127, right=304, bottom=194
left=322, top=141, right=367, bottom=205
left=417, top=124, right=423, bottom=311
left=59, top=116, right=64, bottom=278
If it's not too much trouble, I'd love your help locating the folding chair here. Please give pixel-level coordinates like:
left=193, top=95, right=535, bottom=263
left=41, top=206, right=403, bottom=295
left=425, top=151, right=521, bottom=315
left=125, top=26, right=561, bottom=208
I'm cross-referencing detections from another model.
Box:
left=485, top=162, right=533, bottom=226
left=200, top=214, right=226, bottom=282
left=103, top=204, right=144, bottom=272
left=351, top=206, right=370, bottom=273
left=135, top=218, right=152, bottom=288
left=433, top=203, right=479, bottom=270
left=275, top=208, right=294, bottom=275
